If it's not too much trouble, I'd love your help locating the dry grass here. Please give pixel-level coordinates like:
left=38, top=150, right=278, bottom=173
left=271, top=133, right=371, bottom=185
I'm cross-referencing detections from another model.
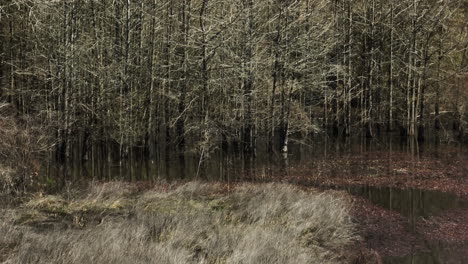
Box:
left=0, top=182, right=359, bottom=264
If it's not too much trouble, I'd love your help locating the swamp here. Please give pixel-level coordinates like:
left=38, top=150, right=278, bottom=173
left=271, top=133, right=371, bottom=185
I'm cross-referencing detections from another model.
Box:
left=1, top=0, right=468, bottom=263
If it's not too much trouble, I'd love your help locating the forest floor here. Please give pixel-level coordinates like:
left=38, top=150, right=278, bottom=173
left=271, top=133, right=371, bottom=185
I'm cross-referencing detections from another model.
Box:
left=351, top=195, right=468, bottom=263
left=0, top=182, right=378, bottom=264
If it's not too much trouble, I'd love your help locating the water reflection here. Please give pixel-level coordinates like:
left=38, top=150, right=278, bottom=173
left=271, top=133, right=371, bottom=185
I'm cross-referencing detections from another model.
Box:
left=46, top=135, right=467, bottom=185
left=348, top=186, right=468, bottom=219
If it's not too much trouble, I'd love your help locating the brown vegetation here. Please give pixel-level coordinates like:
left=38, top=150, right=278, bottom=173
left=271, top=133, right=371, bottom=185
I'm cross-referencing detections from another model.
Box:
left=0, top=182, right=359, bottom=264
left=0, top=104, right=53, bottom=193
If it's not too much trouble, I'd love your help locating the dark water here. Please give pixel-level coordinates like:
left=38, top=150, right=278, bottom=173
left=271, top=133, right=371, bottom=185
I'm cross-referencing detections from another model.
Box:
left=47, top=136, right=468, bottom=263
left=384, top=246, right=467, bottom=264
left=348, top=185, right=468, bottom=219
left=54, top=136, right=468, bottom=182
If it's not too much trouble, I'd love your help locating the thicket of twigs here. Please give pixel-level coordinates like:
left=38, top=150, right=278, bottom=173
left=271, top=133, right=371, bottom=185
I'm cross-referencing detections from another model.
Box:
left=0, top=104, right=53, bottom=193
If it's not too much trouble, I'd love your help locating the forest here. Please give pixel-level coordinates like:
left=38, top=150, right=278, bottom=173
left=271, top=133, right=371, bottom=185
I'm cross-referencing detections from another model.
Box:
left=1, top=1, right=468, bottom=263
left=1, top=0, right=467, bottom=164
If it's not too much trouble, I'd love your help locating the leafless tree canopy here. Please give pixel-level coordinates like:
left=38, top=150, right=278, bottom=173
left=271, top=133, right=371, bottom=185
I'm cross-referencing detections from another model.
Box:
left=0, top=0, right=467, bottom=162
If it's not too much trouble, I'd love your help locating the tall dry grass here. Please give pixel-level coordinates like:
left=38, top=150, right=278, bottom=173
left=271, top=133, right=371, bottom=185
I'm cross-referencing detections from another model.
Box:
left=0, top=182, right=359, bottom=264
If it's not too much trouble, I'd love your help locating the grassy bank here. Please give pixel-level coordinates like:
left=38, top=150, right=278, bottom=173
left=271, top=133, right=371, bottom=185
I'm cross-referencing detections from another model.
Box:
left=0, top=182, right=360, bottom=264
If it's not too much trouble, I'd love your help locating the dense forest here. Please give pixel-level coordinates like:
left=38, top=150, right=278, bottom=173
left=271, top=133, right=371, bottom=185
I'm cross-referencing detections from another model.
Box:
left=1, top=3, right=468, bottom=262
left=0, top=0, right=467, bottom=165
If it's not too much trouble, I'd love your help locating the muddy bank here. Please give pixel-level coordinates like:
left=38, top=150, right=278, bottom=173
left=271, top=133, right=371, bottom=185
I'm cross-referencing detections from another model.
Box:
left=351, top=196, right=425, bottom=257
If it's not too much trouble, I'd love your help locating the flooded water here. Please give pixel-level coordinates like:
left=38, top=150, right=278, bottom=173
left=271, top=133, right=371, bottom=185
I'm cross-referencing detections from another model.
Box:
left=348, top=185, right=468, bottom=219
left=46, top=135, right=468, bottom=263
left=53, top=135, right=468, bottom=183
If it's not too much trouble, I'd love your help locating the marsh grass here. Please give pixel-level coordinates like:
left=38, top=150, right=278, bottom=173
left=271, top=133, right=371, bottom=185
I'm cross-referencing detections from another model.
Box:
left=0, top=182, right=359, bottom=264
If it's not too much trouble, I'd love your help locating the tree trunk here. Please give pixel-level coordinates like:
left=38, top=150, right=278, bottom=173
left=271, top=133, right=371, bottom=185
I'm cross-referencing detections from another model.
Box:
left=388, top=3, right=394, bottom=131
left=242, top=0, right=254, bottom=153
